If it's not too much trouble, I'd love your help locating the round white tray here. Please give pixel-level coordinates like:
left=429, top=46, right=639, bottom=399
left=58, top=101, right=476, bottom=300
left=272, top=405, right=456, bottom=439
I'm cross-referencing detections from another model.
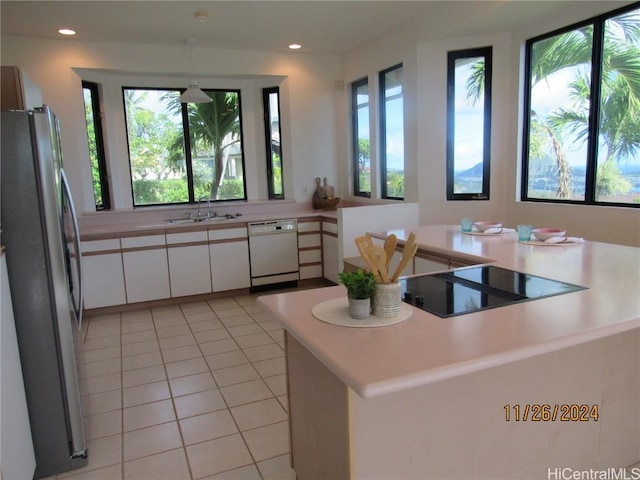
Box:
left=312, top=297, right=413, bottom=328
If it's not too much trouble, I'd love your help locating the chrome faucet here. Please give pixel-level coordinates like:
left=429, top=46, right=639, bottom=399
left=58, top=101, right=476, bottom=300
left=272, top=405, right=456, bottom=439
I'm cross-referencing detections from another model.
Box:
left=197, top=196, right=211, bottom=218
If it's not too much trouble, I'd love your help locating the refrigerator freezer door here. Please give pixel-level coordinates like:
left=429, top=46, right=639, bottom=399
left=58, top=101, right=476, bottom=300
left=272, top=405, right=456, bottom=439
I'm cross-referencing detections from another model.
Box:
left=1, top=110, right=87, bottom=477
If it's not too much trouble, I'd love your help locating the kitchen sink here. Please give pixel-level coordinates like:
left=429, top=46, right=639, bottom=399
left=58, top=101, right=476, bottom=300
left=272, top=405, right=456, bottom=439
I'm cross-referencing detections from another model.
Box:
left=166, top=214, right=242, bottom=225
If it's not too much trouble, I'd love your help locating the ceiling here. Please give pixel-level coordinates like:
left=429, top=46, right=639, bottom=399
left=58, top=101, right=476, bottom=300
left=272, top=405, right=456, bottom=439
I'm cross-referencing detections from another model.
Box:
left=1, top=1, right=439, bottom=54
left=0, top=0, right=597, bottom=55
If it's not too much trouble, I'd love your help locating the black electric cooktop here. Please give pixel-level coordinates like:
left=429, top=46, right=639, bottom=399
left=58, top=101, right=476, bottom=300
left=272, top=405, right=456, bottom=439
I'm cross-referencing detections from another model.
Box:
left=400, top=265, right=586, bottom=318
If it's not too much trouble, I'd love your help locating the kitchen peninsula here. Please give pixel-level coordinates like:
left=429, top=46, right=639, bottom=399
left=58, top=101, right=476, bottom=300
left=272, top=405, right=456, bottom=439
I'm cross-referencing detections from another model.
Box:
left=258, top=225, right=640, bottom=480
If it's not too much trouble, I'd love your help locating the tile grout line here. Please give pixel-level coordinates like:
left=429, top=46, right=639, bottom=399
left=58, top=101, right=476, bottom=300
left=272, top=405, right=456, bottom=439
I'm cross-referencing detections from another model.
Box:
left=69, top=294, right=292, bottom=479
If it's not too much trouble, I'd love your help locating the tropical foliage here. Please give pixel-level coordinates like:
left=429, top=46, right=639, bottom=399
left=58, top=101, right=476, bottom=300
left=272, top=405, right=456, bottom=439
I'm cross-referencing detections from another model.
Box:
left=123, top=88, right=245, bottom=206
left=164, top=91, right=242, bottom=200
left=82, top=86, right=105, bottom=209
left=524, top=8, right=640, bottom=203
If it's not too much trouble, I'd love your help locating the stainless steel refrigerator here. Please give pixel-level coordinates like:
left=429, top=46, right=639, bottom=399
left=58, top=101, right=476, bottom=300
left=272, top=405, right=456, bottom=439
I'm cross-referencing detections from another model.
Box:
left=1, top=107, right=87, bottom=478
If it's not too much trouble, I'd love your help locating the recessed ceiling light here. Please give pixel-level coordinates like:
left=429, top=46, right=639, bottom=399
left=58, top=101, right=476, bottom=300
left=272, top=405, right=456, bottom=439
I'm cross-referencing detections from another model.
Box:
left=289, top=44, right=302, bottom=50
left=58, top=28, right=76, bottom=36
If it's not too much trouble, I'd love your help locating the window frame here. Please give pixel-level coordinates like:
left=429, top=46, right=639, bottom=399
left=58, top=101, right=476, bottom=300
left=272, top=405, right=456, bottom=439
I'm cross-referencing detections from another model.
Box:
left=521, top=3, right=639, bottom=208
left=446, top=47, right=493, bottom=201
left=262, top=87, right=284, bottom=200
left=351, top=77, right=371, bottom=198
left=122, top=86, right=247, bottom=207
left=379, top=63, right=404, bottom=200
left=82, top=80, right=111, bottom=210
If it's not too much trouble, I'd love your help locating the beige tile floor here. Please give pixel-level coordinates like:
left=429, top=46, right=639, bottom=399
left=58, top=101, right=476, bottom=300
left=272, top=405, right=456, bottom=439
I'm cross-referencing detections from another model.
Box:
left=57, top=292, right=297, bottom=480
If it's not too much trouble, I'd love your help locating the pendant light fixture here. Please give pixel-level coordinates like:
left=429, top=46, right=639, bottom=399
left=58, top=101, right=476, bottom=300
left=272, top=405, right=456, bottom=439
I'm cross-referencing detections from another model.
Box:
left=180, top=37, right=212, bottom=104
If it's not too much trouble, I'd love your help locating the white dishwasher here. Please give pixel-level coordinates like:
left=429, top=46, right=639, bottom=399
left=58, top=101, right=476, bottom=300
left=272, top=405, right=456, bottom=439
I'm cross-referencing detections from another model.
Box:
left=248, top=219, right=299, bottom=290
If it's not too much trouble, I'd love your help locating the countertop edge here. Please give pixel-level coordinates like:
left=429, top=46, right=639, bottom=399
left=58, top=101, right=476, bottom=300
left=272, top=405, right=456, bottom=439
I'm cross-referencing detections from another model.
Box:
left=356, top=317, right=640, bottom=398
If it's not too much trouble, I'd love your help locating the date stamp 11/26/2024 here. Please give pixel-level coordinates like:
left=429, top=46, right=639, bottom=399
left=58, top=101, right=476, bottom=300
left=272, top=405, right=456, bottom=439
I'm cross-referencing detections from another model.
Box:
left=504, top=404, right=600, bottom=422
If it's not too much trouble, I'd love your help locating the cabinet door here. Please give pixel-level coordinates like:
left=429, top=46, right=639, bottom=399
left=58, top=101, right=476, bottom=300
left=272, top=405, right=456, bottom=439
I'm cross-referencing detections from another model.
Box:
left=122, top=249, right=170, bottom=303
left=210, top=240, right=250, bottom=292
left=168, top=244, right=212, bottom=298
left=322, top=233, right=339, bottom=284
left=83, top=253, right=127, bottom=309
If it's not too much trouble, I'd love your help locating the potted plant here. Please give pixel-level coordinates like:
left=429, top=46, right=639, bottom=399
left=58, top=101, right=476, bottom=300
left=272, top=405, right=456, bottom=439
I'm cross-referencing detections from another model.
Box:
left=338, top=269, right=376, bottom=319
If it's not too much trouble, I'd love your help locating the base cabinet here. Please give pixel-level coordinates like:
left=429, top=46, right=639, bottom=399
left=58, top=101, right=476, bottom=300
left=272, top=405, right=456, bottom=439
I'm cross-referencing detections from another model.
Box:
left=168, top=244, right=212, bottom=297
left=322, top=220, right=339, bottom=284
left=167, top=231, right=212, bottom=298
left=209, top=227, right=251, bottom=293
left=210, top=241, right=250, bottom=291
left=122, top=249, right=170, bottom=303
left=83, top=253, right=127, bottom=309
left=82, top=239, right=127, bottom=309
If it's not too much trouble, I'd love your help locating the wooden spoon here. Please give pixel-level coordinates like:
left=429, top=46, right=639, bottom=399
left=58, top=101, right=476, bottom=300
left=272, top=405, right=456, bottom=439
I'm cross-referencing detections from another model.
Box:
left=391, top=238, right=418, bottom=282
left=366, top=245, right=390, bottom=283
left=383, top=234, right=397, bottom=272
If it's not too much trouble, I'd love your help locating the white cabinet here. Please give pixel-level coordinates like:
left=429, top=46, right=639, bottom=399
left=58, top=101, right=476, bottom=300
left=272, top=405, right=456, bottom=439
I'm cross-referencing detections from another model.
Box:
left=322, top=220, right=339, bottom=284
left=209, top=228, right=250, bottom=292
left=121, top=235, right=170, bottom=303
left=167, top=231, right=211, bottom=298
left=298, top=220, right=322, bottom=280
left=81, top=239, right=127, bottom=309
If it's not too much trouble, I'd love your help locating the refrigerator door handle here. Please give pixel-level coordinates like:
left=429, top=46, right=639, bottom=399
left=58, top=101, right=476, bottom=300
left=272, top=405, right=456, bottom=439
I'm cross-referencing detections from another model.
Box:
left=61, top=169, right=83, bottom=330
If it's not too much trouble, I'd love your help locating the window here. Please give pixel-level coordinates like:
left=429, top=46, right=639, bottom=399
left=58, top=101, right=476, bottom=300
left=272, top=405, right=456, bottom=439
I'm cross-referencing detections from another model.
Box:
left=446, top=47, right=492, bottom=200
left=82, top=81, right=110, bottom=210
left=352, top=78, right=371, bottom=197
left=380, top=64, right=404, bottom=199
left=522, top=5, right=639, bottom=206
left=123, top=87, right=246, bottom=207
left=263, top=87, right=284, bottom=199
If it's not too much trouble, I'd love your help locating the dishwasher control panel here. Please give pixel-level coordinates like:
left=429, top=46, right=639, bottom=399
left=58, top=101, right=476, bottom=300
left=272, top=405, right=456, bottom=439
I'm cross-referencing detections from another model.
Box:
left=248, top=219, right=297, bottom=235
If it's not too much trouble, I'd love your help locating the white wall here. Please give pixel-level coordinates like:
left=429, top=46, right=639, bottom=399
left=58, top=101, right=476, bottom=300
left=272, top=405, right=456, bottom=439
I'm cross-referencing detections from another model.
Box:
left=340, top=1, right=639, bottom=247
left=0, top=36, right=342, bottom=214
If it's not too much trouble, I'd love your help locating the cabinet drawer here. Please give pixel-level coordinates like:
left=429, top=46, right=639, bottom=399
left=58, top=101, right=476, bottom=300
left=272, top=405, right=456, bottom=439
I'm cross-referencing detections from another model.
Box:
left=298, top=234, right=321, bottom=249
left=299, top=249, right=321, bottom=264
left=121, top=235, right=166, bottom=249
left=322, top=221, right=338, bottom=234
left=81, top=238, right=121, bottom=253
left=300, top=265, right=323, bottom=280
left=166, top=230, right=208, bottom=245
left=209, top=227, right=247, bottom=241
left=298, top=221, right=320, bottom=233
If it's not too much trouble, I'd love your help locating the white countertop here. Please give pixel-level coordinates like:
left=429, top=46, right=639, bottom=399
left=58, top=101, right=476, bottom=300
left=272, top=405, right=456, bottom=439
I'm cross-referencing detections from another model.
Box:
left=79, top=209, right=336, bottom=239
left=258, top=225, right=640, bottom=398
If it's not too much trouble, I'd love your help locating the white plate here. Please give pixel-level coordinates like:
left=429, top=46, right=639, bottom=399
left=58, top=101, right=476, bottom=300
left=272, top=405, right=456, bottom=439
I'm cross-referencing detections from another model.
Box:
left=519, top=239, right=582, bottom=246
left=312, top=297, right=413, bottom=328
left=463, top=228, right=515, bottom=236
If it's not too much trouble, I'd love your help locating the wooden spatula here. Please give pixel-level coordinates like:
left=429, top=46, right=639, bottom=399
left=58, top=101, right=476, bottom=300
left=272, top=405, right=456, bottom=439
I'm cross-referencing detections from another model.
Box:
left=355, top=235, right=374, bottom=257
left=383, top=234, right=397, bottom=271
left=366, top=245, right=390, bottom=283
left=354, top=235, right=381, bottom=282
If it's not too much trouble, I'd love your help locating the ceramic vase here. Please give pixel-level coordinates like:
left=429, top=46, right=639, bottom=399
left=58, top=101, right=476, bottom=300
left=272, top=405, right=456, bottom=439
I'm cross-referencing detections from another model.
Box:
left=348, top=297, right=371, bottom=319
left=372, top=282, right=402, bottom=318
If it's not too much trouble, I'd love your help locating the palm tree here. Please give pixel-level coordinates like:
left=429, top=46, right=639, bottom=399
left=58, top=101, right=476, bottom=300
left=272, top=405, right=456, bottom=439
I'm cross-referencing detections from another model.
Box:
left=465, top=8, right=640, bottom=199
left=165, top=91, right=241, bottom=200
left=528, top=10, right=639, bottom=199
